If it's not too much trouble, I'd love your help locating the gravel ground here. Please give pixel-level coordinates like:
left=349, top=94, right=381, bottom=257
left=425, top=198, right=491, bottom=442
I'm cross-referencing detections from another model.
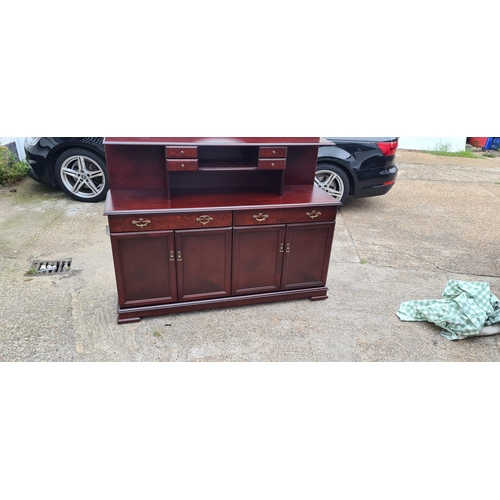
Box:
left=0, top=149, right=499, bottom=362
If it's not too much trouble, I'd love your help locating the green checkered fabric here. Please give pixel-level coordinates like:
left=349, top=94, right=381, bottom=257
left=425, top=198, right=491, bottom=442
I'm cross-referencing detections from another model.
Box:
left=397, top=280, right=500, bottom=340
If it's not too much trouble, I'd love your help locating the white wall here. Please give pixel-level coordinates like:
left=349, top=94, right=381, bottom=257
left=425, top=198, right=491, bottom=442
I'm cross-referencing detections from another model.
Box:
left=398, top=137, right=467, bottom=152
left=0, top=137, right=26, bottom=160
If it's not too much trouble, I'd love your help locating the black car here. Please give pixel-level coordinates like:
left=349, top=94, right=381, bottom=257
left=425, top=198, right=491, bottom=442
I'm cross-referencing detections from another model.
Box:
left=316, top=137, right=398, bottom=203
left=25, top=137, right=398, bottom=203
left=24, top=137, right=108, bottom=202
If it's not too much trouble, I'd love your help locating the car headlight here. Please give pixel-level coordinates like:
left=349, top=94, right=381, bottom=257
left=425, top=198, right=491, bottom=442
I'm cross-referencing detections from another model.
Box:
left=25, top=137, right=40, bottom=147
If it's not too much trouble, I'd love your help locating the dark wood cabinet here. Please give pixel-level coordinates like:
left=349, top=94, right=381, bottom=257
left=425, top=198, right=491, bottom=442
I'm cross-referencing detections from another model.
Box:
left=232, top=222, right=335, bottom=296
left=232, top=225, right=286, bottom=295
left=104, top=137, right=341, bottom=323
left=110, top=231, right=177, bottom=308
left=281, top=222, right=336, bottom=291
left=175, top=228, right=232, bottom=302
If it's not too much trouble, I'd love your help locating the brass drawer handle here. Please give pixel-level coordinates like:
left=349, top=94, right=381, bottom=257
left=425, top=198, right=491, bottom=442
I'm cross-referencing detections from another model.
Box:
left=279, top=243, right=284, bottom=253
left=196, top=215, right=214, bottom=225
left=306, top=210, right=321, bottom=219
left=177, top=251, right=182, bottom=262
left=169, top=251, right=175, bottom=261
left=132, top=218, right=151, bottom=228
left=286, top=243, right=290, bottom=253
left=253, top=213, right=269, bottom=222
left=181, top=163, right=185, bottom=168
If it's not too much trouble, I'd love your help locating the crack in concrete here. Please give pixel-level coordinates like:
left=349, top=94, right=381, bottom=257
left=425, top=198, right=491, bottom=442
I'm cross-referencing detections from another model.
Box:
left=338, top=209, right=363, bottom=263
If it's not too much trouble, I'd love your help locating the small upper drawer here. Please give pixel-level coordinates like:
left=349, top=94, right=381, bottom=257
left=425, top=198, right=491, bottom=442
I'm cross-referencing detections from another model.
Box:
left=258, top=159, right=286, bottom=170
left=166, top=159, right=199, bottom=171
left=234, top=206, right=337, bottom=226
left=259, top=147, right=287, bottom=158
left=109, top=211, right=233, bottom=232
left=166, top=146, right=198, bottom=159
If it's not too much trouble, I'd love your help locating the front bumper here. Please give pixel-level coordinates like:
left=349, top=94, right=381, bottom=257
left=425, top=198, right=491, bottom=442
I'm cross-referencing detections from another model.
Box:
left=27, top=163, right=42, bottom=182
left=24, top=145, right=55, bottom=187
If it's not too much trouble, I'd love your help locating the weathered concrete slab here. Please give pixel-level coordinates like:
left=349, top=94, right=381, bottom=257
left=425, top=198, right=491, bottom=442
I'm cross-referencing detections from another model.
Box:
left=1, top=150, right=499, bottom=361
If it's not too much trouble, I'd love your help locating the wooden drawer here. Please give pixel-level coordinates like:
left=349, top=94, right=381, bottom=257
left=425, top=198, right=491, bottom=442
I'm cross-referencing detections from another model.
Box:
left=258, top=159, right=286, bottom=170
left=109, top=211, right=233, bottom=232
left=234, top=206, right=337, bottom=226
left=166, top=159, right=199, bottom=171
left=166, top=146, right=198, bottom=159
left=259, top=147, right=287, bottom=158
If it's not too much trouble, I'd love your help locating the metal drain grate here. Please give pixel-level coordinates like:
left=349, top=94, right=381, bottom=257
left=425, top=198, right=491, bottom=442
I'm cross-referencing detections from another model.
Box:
left=29, top=259, right=72, bottom=276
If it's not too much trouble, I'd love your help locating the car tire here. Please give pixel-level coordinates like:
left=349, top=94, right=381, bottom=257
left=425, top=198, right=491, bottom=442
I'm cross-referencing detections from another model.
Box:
left=315, top=162, right=350, bottom=204
left=54, top=148, right=108, bottom=202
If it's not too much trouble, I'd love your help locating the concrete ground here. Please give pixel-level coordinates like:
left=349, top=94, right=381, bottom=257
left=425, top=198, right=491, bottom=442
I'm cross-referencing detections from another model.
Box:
left=1, top=150, right=499, bottom=362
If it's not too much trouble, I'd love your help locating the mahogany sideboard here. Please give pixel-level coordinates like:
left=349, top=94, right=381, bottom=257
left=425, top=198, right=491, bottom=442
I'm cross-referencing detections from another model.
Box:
left=103, top=137, right=341, bottom=324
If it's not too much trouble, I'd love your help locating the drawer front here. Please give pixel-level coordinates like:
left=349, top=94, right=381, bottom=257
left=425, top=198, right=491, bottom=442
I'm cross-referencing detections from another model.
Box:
left=166, top=146, right=198, bottom=159
left=258, top=159, right=286, bottom=170
left=166, top=159, right=199, bottom=171
left=234, top=206, right=337, bottom=226
left=109, top=211, right=233, bottom=232
left=259, top=147, right=287, bottom=158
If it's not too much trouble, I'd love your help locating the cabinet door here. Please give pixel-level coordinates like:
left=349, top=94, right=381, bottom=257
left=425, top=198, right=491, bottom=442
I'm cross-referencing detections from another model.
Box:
left=232, top=225, right=286, bottom=295
left=175, top=228, right=232, bottom=302
left=110, top=231, right=177, bottom=308
left=281, top=222, right=335, bottom=291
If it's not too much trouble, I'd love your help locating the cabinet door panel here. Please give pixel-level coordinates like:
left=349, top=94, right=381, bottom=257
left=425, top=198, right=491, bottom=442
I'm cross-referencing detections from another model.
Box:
left=175, top=228, right=232, bottom=301
left=111, top=231, right=177, bottom=307
left=232, top=225, right=286, bottom=295
left=281, top=222, right=335, bottom=290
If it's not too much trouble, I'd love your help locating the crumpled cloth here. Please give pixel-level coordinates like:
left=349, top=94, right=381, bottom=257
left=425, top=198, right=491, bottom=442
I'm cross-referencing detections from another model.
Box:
left=397, top=280, right=500, bottom=340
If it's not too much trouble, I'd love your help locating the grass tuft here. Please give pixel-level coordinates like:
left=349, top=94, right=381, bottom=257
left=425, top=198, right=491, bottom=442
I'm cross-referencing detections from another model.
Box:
left=424, top=141, right=481, bottom=159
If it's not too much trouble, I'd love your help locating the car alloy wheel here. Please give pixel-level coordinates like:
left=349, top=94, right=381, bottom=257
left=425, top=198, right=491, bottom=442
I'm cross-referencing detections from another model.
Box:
left=314, top=162, right=350, bottom=204
left=54, top=148, right=108, bottom=202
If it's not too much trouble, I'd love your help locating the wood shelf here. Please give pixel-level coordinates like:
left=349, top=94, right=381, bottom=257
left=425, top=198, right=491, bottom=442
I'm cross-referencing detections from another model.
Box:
left=198, top=161, right=257, bottom=171
left=105, top=185, right=340, bottom=215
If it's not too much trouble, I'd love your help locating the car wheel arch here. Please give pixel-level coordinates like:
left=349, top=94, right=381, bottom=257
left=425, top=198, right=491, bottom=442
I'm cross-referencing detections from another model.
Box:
left=47, top=145, right=106, bottom=185
left=316, top=159, right=356, bottom=195
left=315, top=162, right=353, bottom=204
left=53, top=147, right=109, bottom=202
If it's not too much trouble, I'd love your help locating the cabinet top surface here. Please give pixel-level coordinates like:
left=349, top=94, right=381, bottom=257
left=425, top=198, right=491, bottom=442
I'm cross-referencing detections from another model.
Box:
left=104, top=185, right=341, bottom=216
left=104, top=137, right=334, bottom=146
